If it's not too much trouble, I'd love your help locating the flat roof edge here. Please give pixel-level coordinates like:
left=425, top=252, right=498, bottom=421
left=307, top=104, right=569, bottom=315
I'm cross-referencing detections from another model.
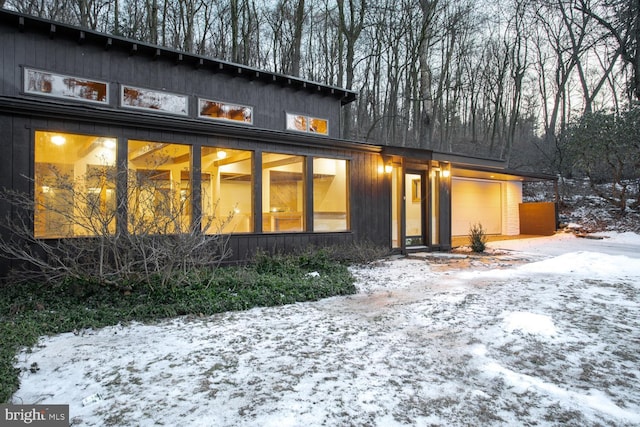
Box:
left=451, top=164, right=557, bottom=181
left=432, top=151, right=506, bottom=168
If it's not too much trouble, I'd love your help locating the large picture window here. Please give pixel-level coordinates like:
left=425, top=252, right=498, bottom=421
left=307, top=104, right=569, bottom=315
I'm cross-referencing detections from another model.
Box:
left=313, top=158, right=349, bottom=231
left=34, top=131, right=117, bottom=238
left=127, top=140, right=191, bottom=234
left=33, top=134, right=351, bottom=238
left=25, top=68, right=108, bottom=104
left=262, top=153, right=305, bottom=232
left=201, top=147, right=253, bottom=234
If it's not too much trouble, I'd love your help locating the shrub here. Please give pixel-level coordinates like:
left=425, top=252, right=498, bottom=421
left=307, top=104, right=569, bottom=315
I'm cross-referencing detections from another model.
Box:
left=308, top=241, right=389, bottom=265
left=0, top=168, right=232, bottom=289
left=469, top=223, right=487, bottom=253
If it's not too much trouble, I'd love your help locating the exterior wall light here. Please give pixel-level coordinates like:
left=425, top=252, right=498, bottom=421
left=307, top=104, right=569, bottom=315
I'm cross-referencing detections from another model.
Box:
left=442, top=169, right=451, bottom=178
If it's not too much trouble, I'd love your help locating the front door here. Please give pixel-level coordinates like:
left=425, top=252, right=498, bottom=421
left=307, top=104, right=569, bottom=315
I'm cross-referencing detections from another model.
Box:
left=404, top=170, right=426, bottom=247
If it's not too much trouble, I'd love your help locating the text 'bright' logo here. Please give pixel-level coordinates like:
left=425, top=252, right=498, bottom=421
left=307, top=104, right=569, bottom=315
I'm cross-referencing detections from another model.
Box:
left=4, top=407, right=47, bottom=423
left=1, top=405, right=68, bottom=426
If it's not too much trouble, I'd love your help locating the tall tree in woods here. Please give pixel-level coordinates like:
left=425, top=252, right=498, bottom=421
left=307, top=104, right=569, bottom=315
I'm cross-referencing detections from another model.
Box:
left=578, top=0, right=640, bottom=103
left=502, top=0, right=529, bottom=161
left=145, top=0, right=158, bottom=44
left=337, top=0, right=366, bottom=138
left=229, top=0, right=260, bottom=65
left=291, top=0, right=306, bottom=76
left=265, top=0, right=306, bottom=75
left=417, top=0, right=439, bottom=149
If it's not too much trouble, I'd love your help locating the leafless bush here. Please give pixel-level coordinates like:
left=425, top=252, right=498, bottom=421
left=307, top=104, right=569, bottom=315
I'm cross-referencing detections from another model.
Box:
left=0, top=167, right=233, bottom=289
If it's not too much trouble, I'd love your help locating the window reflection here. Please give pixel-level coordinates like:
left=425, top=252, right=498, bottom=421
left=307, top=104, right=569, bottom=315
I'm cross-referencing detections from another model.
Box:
left=199, top=99, right=253, bottom=124
left=127, top=140, right=191, bottom=234
left=25, top=68, right=108, bottom=104
left=121, top=85, right=188, bottom=115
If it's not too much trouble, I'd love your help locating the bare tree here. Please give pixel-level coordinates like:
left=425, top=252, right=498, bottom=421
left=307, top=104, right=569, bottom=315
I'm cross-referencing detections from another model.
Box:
left=337, top=0, right=366, bottom=138
left=146, top=0, right=159, bottom=44
left=417, top=0, right=439, bottom=149
left=291, top=0, right=306, bottom=75
left=502, top=0, right=529, bottom=161
left=264, top=0, right=307, bottom=75
left=577, top=0, right=640, bottom=102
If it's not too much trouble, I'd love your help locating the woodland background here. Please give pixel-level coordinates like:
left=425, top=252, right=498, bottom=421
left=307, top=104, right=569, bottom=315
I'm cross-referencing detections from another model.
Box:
left=3, top=0, right=639, bottom=196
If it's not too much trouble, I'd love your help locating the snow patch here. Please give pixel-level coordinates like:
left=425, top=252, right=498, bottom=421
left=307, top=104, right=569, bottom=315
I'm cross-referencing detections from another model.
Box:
left=10, top=232, right=640, bottom=426
left=485, top=362, right=640, bottom=424
left=502, top=311, right=557, bottom=337
left=517, top=252, right=640, bottom=278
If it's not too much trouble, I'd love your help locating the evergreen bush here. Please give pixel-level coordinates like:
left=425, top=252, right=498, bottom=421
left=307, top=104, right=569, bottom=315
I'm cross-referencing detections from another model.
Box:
left=469, top=223, right=487, bottom=253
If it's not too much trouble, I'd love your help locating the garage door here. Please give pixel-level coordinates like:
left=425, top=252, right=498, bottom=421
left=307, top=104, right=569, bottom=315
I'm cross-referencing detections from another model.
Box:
left=452, top=178, right=502, bottom=235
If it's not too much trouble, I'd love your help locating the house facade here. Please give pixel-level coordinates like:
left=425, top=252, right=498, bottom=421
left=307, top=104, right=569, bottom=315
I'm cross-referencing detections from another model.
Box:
left=0, top=10, right=555, bottom=275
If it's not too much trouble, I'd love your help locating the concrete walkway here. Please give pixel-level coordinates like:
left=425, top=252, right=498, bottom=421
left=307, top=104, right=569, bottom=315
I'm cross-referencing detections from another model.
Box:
left=451, top=234, right=545, bottom=248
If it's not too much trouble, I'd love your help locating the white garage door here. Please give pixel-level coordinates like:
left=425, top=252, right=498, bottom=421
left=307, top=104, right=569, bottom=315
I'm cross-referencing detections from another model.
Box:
left=452, top=178, right=502, bottom=235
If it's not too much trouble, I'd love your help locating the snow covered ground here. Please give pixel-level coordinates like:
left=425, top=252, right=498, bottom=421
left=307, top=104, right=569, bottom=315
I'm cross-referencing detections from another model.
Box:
left=11, top=232, right=640, bottom=426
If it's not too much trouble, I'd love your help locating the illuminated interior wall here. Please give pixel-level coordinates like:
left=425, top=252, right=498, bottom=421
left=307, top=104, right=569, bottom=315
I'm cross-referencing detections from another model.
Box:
left=127, top=139, right=191, bottom=234
left=201, top=147, right=253, bottom=234
left=34, top=131, right=117, bottom=238
left=405, top=173, right=423, bottom=238
left=391, top=167, right=401, bottom=248
left=313, top=158, right=348, bottom=231
left=262, top=153, right=305, bottom=232
left=430, top=169, right=440, bottom=245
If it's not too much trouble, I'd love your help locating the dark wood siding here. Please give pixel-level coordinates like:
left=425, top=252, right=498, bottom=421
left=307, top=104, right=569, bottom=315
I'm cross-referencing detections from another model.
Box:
left=0, top=113, right=389, bottom=272
left=439, top=175, right=452, bottom=250
left=0, top=21, right=342, bottom=138
left=350, top=152, right=390, bottom=247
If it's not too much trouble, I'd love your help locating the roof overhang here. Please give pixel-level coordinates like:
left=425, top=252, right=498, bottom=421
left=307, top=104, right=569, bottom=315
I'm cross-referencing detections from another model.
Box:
left=381, top=148, right=557, bottom=181
left=434, top=151, right=557, bottom=182
left=451, top=166, right=557, bottom=182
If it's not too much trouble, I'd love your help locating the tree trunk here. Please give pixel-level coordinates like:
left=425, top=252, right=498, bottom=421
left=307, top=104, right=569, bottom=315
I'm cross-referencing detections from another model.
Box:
left=291, top=0, right=306, bottom=76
